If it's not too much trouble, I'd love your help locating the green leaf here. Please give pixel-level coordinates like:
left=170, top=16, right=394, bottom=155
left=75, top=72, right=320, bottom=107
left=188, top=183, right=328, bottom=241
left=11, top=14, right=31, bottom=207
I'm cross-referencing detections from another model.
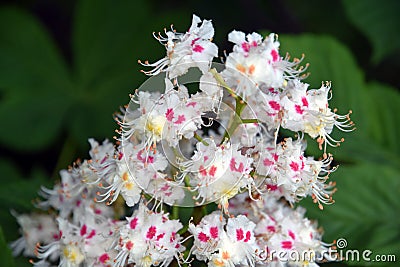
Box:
left=69, top=0, right=187, bottom=143
left=0, top=7, right=72, bottom=151
left=0, top=226, right=15, bottom=267
left=364, top=82, right=400, bottom=156
left=342, top=0, right=400, bottom=63
left=0, top=160, right=50, bottom=241
left=303, top=163, right=400, bottom=266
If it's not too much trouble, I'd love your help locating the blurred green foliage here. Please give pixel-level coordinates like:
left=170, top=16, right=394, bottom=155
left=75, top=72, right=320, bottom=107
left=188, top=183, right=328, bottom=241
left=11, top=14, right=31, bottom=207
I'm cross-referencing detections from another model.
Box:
left=0, top=0, right=399, bottom=266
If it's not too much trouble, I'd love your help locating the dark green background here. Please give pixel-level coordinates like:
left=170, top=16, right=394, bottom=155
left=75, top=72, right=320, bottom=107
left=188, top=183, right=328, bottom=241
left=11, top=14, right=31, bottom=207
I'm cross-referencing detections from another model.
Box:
left=0, top=0, right=399, bottom=266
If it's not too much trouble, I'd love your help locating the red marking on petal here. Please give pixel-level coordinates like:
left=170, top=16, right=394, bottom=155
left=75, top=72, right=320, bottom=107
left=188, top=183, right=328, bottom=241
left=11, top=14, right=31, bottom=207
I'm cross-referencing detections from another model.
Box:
left=288, top=230, right=296, bottom=240
left=166, top=108, right=174, bottom=121
left=146, top=226, right=157, bottom=239
left=244, top=231, right=251, bottom=242
left=242, top=42, right=250, bottom=53
left=161, top=184, right=170, bottom=191
left=290, top=161, right=299, bottom=172
left=236, top=228, right=244, bottom=241
left=295, top=104, right=304, bottom=114
left=209, top=165, right=217, bottom=176
left=99, top=253, right=110, bottom=263
left=130, top=218, right=138, bottom=229
left=126, top=241, right=134, bottom=250
left=267, top=184, right=278, bottom=191
left=210, top=227, right=219, bottom=239
left=87, top=230, right=96, bottom=239
left=301, top=97, right=309, bottom=107
left=230, top=158, right=237, bottom=171
left=199, top=166, right=207, bottom=176
left=269, top=101, right=281, bottom=111
left=186, top=102, right=197, bottom=107
left=193, top=44, right=204, bottom=53
left=198, top=232, right=209, bottom=242
left=281, top=241, right=293, bottom=249
left=191, top=37, right=200, bottom=46
left=237, top=162, right=244, bottom=173
left=175, top=115, right=186, bottom=124
left=271, top=49, right=279, bottom=62
left=170, top=232, right=176, bottom=242
left=156, top=233, right=165, bottom=241
left=263, top=158, right=274, bottom=166
left=80, top=224, right=87, bottom=236
left=267, top=225, right=276, bottom=232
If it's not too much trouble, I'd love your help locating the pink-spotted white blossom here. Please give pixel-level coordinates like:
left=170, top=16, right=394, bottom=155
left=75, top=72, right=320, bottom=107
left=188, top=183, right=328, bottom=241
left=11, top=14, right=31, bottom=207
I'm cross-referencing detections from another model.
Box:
left=255, top=137, right=336, bottom=208
left=113, top=203, right=184, bottom=267
left=180, top=139, right=253, bottom=211
left=281, top=79, right=354, bottom=150
left=221, top=31, right=307, bottom=100
left=230, top=194, right=331, bottom=266
left=140, top=14, right=218, bottom=79
left=189, top=212, right=259, bottom=267
left=119, top=79, right=205, bottom=147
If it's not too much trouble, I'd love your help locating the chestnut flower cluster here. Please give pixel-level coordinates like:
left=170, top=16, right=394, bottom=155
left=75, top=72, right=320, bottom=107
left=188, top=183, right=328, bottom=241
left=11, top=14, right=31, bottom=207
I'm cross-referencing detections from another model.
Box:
left=11, top=15, right=353, bottom=267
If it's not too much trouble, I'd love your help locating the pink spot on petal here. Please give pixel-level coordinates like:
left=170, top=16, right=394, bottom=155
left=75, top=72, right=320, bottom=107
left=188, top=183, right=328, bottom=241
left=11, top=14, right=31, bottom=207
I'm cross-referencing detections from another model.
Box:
left=263, top=158, right=274, bottom=166
left=99, top=253, right=110, bottom=263
left=301, top=97, right=309, bottom=107
left=281, top=240, right=293, bottom=249
left=236, top=228, right=244, bottom=241
left=186, top=102, right=197, bottom=107
left=230, top=158, right=237, bottom=171
left=288, top=230, right=296, bottom=240
left=130, top=218, right=138, bottom=229
left=80, top=225, right=87, bottom=236
left=242, top=42, right=250, bottom=53
left=271, top=50, right=279, bottom=62
left=160, top=184, right=170, bottom=191
left=290, top=161, right=299, bottom=172
left=244, top=231, right=251, bottom=242
left=191, top=37, right=200, bottom=46
left=295, top=104, right=304, bottom=114
left=156, top=233, right=165, bottom=241
left=87, top=230, right=96, bottom=239
left=126, top=241, right=134, bottom=250
left=267, top=225, right=276, bottom=232
left=210, top=227, right=219, bottom=239
left=166, top=108, right=174, bottom=121
left=267, top=184, right=278, bottom=191
left=237, top=162, right=244, bottom=173
left=193, top=44, right=204, bottom=53
left=209, top=166, right=217, bottom=177
left=198, top=232, right=209, bottom=242
left=269, top=101, right=281, bottom=111
left=175, top=115, right=186, bottom=124
left=146, top=226, right=157, bottom=239
left=199, top=166, right=207, bottom=176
